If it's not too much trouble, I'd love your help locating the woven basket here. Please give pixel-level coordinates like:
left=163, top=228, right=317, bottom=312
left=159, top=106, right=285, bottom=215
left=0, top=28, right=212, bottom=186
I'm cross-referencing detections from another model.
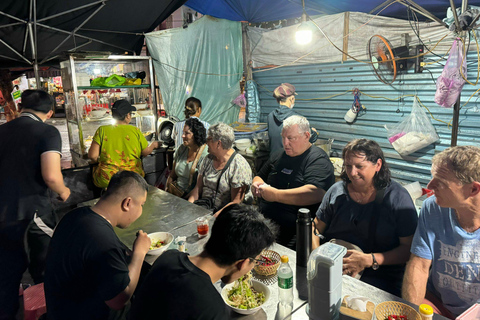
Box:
left=374, top=301, right=422, bottom=320
left=254, top=250, right=281, bottom=276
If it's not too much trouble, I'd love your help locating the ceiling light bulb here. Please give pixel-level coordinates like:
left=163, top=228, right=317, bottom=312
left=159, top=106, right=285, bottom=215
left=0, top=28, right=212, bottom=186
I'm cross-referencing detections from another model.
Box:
left=295, top=13, right=312, bottom=45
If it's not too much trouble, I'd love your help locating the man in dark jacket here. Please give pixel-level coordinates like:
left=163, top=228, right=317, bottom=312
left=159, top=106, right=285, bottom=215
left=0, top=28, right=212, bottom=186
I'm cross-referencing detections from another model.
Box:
left=267, top=83, right=317, bottom=153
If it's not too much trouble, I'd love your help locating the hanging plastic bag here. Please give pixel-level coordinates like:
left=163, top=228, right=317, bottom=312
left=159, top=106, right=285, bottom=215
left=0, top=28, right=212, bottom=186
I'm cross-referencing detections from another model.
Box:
left=385, top=98, right=439, bottom=156
left=434, top=39, right=467, bottom=108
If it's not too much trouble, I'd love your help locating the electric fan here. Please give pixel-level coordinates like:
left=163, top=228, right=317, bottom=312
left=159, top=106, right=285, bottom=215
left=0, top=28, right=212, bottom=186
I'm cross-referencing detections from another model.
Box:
left=368, top=35, right=398, bottom=85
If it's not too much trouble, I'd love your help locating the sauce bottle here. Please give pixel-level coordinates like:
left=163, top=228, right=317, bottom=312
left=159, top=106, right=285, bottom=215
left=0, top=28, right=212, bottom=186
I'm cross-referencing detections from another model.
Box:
left=419, top=304, right=433, bottom=320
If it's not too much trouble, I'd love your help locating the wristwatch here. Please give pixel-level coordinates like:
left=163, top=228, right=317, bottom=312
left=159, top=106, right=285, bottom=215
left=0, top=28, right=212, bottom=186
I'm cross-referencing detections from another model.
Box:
left=371, top=253, right=379, bottom=270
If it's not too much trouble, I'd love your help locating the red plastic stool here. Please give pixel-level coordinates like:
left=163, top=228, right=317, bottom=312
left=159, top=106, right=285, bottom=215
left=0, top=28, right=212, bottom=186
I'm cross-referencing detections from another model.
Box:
left=23, top=283, right=46, bottom=320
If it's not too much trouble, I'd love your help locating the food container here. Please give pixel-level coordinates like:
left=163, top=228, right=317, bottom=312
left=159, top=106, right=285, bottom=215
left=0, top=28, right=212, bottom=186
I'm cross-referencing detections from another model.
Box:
left=221, top=279, right=270, bottom=315
left=374, top=301, right=422, bottom=320
left=254, top=249, right=281, bottom=276
left=147, top=232, right=173, bottom=255
left=235, top=138, right=252, bottom=152
left=90, top=109, right=106, bottom=118
left=314, top=138, right=334, bottom=156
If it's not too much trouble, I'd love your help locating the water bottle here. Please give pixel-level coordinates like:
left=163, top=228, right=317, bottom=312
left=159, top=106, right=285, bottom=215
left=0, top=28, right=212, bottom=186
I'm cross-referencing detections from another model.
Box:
left=296, top=208, right=312, bottom=267
left=278, top=255, right=294, bottom=305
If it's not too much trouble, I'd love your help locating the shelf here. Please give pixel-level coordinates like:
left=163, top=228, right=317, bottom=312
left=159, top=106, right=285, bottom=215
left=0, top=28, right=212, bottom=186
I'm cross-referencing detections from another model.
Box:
left=77, top=84, right=151, bottom=90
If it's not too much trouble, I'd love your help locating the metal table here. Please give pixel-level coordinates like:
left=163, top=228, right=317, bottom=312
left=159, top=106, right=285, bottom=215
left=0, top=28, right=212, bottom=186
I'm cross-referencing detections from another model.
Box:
left=78, top=186, right=212, bottom=263
left=222, top=243, right=449, bottom=320
left=79, top=190, right=448, bottom=320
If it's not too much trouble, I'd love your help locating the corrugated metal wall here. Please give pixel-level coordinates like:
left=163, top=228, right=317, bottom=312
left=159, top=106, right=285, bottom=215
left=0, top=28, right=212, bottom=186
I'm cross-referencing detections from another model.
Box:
left=252, top=52, right=480, bottom=186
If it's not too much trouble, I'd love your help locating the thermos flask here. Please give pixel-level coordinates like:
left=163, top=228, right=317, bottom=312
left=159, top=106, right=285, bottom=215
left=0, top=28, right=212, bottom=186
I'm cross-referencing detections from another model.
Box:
left=296, top=208, right=312, bottom=267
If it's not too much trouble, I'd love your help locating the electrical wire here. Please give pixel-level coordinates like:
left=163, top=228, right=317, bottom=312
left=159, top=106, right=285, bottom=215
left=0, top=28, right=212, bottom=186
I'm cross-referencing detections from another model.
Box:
left=407, top=6, right=446, bottom=63
left=253, top=77, right=452, bottom=126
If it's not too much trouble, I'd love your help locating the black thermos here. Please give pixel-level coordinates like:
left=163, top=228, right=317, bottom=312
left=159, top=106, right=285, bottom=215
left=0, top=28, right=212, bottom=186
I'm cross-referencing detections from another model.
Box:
left=296, top=208, right=312, bottom=267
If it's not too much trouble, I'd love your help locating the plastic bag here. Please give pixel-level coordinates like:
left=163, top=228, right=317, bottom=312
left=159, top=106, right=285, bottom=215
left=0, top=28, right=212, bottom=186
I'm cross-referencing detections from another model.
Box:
left=385, top=98, right=439, bottom=156
left=90, top=74, right=126, bottom=87
left=434, top=39, right=467, bottom=108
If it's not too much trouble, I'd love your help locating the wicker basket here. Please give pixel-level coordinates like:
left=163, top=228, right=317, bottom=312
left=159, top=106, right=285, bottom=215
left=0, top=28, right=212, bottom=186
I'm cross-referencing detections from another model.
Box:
left=254, top=250, right=281, bottom=276
left=374, top=301, right=422, bottom=320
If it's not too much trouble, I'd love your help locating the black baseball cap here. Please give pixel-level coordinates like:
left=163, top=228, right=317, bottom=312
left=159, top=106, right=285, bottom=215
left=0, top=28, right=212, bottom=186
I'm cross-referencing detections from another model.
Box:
left=111, top=100, right=136, bottom=119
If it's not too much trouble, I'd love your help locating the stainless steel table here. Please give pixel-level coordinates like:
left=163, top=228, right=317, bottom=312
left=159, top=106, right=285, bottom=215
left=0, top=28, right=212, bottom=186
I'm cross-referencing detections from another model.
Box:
left=223, top=244, right=448, bottom=320
left=78, top=186, right=212, bottom=263
left=79, top=191, right=449, bottom=320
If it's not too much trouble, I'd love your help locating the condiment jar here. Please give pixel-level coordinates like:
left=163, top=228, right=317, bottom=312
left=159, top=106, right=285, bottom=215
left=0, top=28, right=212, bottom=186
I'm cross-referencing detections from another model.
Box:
left=419, top=304, right=434, bottom=320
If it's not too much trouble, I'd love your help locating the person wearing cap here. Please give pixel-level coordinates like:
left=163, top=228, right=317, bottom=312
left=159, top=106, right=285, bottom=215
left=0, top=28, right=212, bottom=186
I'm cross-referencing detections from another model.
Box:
left=268, top=83, right=318, bottom=153
left=0, top=89, right=71, bottom=319
left=88, top=99, right=160, bottom=189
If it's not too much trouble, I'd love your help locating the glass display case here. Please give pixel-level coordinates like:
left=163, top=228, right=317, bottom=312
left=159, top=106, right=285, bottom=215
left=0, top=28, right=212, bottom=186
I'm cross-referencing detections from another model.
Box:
left=60, top=53, right=157, bottom=166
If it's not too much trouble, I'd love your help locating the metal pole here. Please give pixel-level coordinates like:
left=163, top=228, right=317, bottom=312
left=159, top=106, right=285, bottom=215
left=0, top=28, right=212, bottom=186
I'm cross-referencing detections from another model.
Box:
left=403, top=0, right=449, bottom=27
left=38, top=0, right=108, bottom=22
left=462, top=0, right=468, bottom=14
left=451, top=95, right=461, bottom=147
left=449, top=0, right=461, bottom=32
left=33, top=0, right=40, bottom=89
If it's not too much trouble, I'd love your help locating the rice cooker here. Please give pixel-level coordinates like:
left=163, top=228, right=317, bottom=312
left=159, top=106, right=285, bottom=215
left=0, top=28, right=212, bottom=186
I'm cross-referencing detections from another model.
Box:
left=157, top=116, right=179, bottom=147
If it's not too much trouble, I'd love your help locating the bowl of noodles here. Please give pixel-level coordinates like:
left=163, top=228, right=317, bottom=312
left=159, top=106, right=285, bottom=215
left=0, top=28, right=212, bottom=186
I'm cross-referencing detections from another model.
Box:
left=147, top=232, right=173, bottom=255
left=221, top=273, right=270, bottom=315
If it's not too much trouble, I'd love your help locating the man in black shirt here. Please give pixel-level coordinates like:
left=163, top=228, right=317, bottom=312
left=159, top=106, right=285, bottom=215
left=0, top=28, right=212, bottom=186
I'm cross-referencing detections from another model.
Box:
left=45, top=171, right=151, bottom=320
left=0, top=90, right=70, bottom=320
left=252, top=115, right=334, bottom=248
left=129, top=204, right=277, bottom=320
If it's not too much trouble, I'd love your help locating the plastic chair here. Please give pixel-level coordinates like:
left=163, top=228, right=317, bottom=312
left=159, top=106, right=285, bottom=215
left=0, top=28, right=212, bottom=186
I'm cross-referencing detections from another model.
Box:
left=23, top=283, right=46, bottom=320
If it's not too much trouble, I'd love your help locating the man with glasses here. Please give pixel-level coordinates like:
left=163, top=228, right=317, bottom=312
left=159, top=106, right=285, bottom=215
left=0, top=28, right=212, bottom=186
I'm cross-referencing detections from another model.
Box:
left=267, top=83, right=318, bottom=153
left=252, top=115, right=334, bottom=249
left=129, top=204, right=276, bottom=319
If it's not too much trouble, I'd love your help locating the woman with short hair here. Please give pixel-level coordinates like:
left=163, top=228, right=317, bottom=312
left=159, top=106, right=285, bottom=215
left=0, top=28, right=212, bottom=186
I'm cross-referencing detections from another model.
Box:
left=188, top=123, right=252, bottom=216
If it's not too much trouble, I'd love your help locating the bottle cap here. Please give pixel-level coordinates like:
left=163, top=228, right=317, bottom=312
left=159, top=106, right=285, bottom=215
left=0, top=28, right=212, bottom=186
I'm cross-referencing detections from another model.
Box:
left=281, top=255, right=289, bottom=263
left=419, top=304, right=434, bottom=315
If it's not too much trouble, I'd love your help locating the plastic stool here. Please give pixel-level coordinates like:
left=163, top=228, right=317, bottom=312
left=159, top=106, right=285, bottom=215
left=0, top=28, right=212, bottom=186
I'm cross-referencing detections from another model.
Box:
left=23, top=283, right=46, bottom=320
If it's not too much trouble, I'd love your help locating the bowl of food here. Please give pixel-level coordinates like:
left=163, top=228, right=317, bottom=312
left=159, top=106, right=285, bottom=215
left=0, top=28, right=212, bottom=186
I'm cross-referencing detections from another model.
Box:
left=374, top=301, right=422, bottom=320
left=90, top=109, right=106, bottom=118
left=147, top=232, right=174, bottom=255
left=221, top=275, right=270, bottom=315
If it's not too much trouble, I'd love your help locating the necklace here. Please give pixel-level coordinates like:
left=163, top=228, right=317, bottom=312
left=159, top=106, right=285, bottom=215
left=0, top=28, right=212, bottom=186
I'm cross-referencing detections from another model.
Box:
left=351, top=187, right=375, bottom=204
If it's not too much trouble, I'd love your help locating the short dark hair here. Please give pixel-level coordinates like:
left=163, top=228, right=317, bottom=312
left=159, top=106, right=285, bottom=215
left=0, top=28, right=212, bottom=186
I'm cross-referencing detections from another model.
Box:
left=340, top=139, right=391, bottom=189
left=102, top=171, right=149, bottom=199
left=185, top=118, right=206, bottom=147
left=20, top=89, right=54, bottom=113
left=204, top=204, right=277, bottom=266
left=184, top=97, right=202, bottom=118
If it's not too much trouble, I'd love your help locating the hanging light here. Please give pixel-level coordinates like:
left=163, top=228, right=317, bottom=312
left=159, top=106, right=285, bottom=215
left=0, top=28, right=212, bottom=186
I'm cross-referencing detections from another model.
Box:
left=295, top=12, right=312, bottom=45
left=295, top=0, right=312, bottom=45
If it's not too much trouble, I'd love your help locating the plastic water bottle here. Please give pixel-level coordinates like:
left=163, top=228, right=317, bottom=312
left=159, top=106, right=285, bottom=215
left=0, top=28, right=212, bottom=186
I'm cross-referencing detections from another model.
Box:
left=278, top=255, right=294, bottom=305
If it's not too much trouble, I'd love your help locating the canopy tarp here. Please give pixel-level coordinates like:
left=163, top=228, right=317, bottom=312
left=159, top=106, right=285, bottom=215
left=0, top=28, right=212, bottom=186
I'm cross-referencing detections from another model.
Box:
left=145, top=16, right=243, bottom=124
left=0, top=0, right=187, bottom=69
left=185, top=0, right=480, bottom=23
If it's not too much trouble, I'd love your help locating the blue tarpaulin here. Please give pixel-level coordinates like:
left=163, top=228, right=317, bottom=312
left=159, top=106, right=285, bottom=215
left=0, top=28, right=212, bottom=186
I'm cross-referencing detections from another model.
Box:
left=185, top=0, right=480, bottom=23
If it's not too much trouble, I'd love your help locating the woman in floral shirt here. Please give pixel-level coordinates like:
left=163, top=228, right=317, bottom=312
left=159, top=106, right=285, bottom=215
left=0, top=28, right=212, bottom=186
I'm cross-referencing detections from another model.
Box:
left=188, top=123, right=252, bottom=216
left=88, top=100, right=159, bottom=189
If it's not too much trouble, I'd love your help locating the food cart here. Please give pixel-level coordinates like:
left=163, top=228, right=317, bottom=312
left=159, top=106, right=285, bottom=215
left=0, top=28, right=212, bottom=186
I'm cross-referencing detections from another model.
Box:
left=60, top=53, right=157, bottom=167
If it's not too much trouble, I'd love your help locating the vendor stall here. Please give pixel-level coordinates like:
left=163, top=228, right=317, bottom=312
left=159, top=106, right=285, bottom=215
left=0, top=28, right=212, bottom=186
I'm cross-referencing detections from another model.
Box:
left=60, top=53, right=157, bottom=167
